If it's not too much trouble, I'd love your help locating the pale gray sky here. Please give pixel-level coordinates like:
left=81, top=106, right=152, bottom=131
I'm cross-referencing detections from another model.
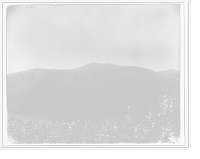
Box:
left=7, top=4, right=180, bottom=73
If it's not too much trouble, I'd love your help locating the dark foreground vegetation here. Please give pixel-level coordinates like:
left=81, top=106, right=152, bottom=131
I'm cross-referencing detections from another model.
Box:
left=7, top=96, right=180, bottom=144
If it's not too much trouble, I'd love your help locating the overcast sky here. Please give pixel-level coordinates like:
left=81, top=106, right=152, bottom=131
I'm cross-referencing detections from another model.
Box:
left=7, top=4, right=180, bottom=73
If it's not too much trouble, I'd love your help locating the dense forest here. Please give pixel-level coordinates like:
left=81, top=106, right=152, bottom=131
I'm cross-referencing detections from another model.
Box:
left=7, top=95, right=180, bottom=144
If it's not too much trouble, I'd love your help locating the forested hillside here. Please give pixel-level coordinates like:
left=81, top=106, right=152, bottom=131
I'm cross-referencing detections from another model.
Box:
left=7, top=95, right=181, bottom=144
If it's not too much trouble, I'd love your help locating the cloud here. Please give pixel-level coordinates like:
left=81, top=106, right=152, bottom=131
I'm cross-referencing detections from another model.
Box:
left=7, top=4, right=180, bottom=73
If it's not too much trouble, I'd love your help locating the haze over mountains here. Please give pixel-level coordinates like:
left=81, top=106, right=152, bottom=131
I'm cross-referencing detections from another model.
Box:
left=6, top=63, right=180, bottom=119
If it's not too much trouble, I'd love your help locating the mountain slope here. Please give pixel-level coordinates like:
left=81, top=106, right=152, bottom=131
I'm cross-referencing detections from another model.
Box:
left=158, top=69, right=180, bottom=80
left=6, top=63, right=180, bottom=118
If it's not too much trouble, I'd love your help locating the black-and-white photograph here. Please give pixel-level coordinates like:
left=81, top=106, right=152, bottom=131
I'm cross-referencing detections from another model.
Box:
left=1, top=1, right=190, bottom=148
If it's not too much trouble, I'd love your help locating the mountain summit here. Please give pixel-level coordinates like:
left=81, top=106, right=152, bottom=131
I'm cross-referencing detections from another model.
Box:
left=7, top=63, right=180, bottom=118
left=81, top=62, right=118, bottom=68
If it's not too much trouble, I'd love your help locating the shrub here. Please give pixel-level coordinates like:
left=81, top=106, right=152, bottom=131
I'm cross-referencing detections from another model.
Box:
left=7, top=95, right=180, bottom=144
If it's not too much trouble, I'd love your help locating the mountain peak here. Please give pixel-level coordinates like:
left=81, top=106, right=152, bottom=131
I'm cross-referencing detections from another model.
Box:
left=33, top=68, right=45, bottom=71
left=80, top=62, right=119, bottom=70
left=83, top=62, right=101, bottom=67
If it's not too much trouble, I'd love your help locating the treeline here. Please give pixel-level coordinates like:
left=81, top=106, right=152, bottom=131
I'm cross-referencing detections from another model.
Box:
left=7, top=96, right=180, bottom=144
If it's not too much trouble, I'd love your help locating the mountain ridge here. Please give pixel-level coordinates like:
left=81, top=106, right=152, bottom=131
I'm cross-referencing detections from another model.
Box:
left=157, top=69, right=180, bottom=80
left=7, top=62, right=179, bottom=75
left=6, top=63, right=180, bottom=119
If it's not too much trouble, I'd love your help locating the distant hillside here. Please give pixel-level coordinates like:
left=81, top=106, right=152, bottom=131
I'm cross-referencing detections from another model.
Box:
left=6, top=63, right=180, bottom=119
left=158, top=69, right=180, bottom=80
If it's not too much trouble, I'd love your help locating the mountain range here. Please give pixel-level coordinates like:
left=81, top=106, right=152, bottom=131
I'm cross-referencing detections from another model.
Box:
left=6, top=63, right=180, bottom=119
